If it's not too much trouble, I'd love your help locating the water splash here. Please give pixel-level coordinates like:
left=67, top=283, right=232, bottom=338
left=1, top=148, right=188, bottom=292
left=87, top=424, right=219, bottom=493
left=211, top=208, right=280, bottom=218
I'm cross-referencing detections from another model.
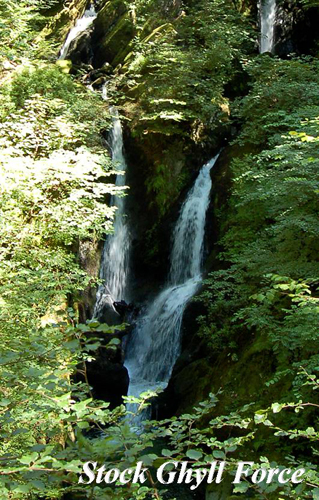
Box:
left=58, top=5, right=96, bottom=60
left=125, top=154, right=219, bottom=422
left=260, top=0, right=276, bottom=53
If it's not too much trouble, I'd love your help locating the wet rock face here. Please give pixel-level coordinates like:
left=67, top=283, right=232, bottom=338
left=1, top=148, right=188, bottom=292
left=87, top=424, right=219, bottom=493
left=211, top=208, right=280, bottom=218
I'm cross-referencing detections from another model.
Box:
left=67, top=28, right=94, bottom=65
left=154, top=300, right=213, bottom=419
left=42, top=0, right=88, bottom=43
left=273, top=3, right=294, bottom=57
left=274, top=2, right=319, bottom=57
left=86, top=343, right=129, bottom=408
left=77, top=241, right=129, bottom=408
left=91, top=0, right=135, bottom=68
left=291, top=5, right=319, bottom=55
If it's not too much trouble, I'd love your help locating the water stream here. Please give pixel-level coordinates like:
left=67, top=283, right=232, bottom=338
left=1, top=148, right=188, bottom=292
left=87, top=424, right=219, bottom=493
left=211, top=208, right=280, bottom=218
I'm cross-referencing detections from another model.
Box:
left=58, top=5, right=96, bottom=60
left=58, top=8, right=131, bottom=316
left=125, top=154, right=219, bottom=420
left=260, top=0, right=276, bottom=53
left=93, top=104, right=131, bottom=318
left=60, top=5, right=219, bottom=424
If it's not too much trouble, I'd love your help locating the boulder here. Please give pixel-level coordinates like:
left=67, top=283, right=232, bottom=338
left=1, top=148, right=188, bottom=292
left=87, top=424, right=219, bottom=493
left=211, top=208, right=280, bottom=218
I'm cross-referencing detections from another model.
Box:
left=67, top=27, right=95, bottom=65
left=79, top=323, right=133, bottom=408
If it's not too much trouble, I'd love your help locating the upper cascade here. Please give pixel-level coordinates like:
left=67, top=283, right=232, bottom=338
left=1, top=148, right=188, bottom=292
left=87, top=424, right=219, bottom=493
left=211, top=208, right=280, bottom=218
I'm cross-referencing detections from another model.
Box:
left=260, top=0, right=277, bottom=53
left=58, top=5, right=96, bottom=60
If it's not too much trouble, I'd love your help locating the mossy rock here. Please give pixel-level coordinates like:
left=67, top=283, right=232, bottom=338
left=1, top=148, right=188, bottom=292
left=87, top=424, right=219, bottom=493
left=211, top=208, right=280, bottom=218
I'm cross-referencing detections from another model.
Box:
left=55, top=59, right=72, bottom=74
left=162, top=359, right=216, bottom=415
left=93, top=11, right=135, bottom=67
left=39, top=0, right=87, bottom=44
left=159, top=330, right=277, bottom=418
left=92, top=0, right=135, bottom=67
left=93, top=0, right=127, bottom=39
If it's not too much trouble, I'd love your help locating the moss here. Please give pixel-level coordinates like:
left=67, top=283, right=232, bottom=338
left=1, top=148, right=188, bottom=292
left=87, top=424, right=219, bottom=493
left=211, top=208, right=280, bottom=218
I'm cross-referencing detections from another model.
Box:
left=55, top=59, right=72, bottom=73
left=38, top=0, right=87, bottom=46
left=168, top=330, right=284, bottom=417
left=93, top=2, right=136, bottom=67
left=93, top=0, right=127, bottom=38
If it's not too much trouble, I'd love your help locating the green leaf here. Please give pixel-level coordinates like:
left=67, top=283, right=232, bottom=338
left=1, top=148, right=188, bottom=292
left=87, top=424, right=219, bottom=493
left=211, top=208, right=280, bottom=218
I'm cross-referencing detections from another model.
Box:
left=186, top=449, right=203, bottom=460
left=19, top=452, right=39, bottom=465
left=140, top=454, right=158, bottom=466
left=162, top=449, right=174, bottom=457
left=272, top=403, right=284, bottom=414
left=108, top=338, right=121, bottom=346
left=234, top=482, right=249, bottom=493
left=312, top=488, right=319, bottom=499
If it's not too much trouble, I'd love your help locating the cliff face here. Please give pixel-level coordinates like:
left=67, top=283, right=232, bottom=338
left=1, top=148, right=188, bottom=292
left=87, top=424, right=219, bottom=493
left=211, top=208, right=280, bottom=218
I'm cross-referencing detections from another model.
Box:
left=80, top=0, right=246, bottom=282
left=274, top=0, right=319, bottom=57
left=60, top=0, right=319, bottom=419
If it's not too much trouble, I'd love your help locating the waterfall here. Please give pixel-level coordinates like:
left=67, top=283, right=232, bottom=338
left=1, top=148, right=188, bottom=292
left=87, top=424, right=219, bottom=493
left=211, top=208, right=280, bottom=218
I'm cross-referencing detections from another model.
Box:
left=260, top=0, right=276, bottom=53
left=93, top=106, right=131, bottom=318
left=58, top=5, right=96, bottom=60
left=125, top=154, right=219, bottom=419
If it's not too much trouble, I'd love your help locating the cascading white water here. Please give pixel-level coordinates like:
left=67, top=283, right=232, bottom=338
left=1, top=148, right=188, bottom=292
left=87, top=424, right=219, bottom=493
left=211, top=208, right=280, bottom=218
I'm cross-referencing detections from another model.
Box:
left=125, top=154, right=219, bottom=419
left=58, top=5, right=96, bottom=60
left=260, top=0, right=276, bottom=53
left=93, top=107, right=131, bottom=318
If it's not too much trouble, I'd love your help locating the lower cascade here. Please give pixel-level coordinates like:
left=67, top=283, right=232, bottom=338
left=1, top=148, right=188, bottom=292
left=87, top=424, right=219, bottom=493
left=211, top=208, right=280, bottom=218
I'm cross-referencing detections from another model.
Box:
left=125, top=154, right=220, bottom=419
left=260, top=0, right=277, bottom=53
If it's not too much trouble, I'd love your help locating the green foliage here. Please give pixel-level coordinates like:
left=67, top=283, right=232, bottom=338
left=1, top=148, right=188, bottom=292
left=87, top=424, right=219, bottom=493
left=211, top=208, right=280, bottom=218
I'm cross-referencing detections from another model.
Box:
left=0, top=7, right=129, bottom=498
left=233, top=56, right=319, bottom=148
left=109, top=0, right=255, bottom=215
left=196, top=54, right=319, bottom=487
left=1, top=1, right=318, bottom=499
left=0, top=0, right=55, bottom=63
left=2, top=377, right=318, bottom=499
left=146, top=158, right=189, bottom=216
left=118, top=0, right=254, bottom=131
left=199, top=56, right=319, bottom=354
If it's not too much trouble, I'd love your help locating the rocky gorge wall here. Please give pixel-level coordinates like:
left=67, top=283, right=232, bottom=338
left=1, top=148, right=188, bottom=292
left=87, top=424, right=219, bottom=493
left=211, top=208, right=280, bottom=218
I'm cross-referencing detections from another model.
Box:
left=52, top=0, right=319, bottom=419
